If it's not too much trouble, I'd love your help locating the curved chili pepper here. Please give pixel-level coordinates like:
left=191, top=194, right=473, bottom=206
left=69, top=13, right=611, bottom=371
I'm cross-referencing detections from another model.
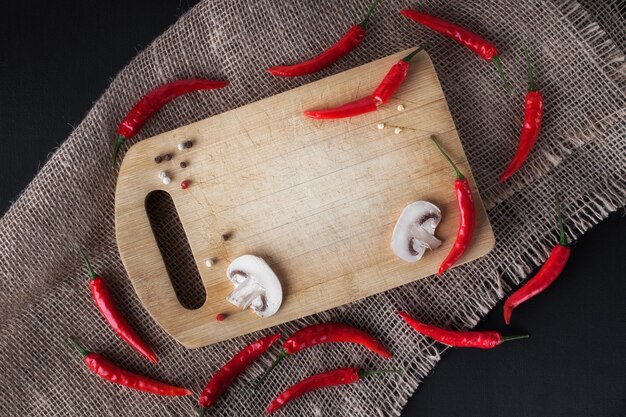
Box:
left=304, top=96, right=378, bottom=119
left=401, top=9, right=512, bottom=95
left=304, top=45, right=427, bottom=119
left=254, top=323, right=391, bottom=390
left=68, top=338, right=191, bottom=396
left=266, top=368, right=400, bottom=414
left=398, top=311, right=528, bottom=348
left=198, top=333, right=280, bottom=416
left=430, top=135, right=476, bottom=275
left=372, top=44, right=428, bottom=105
left=112, top=79, right=229, bottom=166
left=499, top=46, right=544, bottom=182
left=78, top=247, right=157, bottom=364
left=504, top=195, right=570, bottom=324
left=267, top=0, right=380, bottom=77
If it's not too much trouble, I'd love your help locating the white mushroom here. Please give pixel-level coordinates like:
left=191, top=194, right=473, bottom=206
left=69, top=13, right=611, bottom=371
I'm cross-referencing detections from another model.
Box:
left=226, top=255, right=282, bottom=318
left=391, top=201, right=442, bottom=262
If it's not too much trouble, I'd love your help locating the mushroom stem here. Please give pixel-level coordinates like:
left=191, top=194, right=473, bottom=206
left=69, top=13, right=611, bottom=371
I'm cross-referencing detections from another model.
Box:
left=410, top=223, right=442, bottom=250
left=227, top=277, right=265, bottom=310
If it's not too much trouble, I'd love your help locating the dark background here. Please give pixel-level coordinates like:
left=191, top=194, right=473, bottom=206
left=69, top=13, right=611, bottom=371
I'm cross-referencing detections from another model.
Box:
left=1, top=2, right=624, bottom=416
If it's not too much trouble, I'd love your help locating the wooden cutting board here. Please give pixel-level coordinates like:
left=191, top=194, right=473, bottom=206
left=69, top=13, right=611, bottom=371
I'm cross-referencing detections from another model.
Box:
left=115, top=49, right=494, bottom=349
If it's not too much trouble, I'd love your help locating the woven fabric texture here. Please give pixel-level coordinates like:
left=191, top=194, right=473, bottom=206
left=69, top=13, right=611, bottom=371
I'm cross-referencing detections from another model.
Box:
left=1, top=0, right=624, bottom=415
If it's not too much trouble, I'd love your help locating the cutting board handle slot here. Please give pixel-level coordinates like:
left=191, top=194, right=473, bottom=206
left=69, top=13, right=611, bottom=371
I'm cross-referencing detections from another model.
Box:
left=145, top=190, right=206, bottom=310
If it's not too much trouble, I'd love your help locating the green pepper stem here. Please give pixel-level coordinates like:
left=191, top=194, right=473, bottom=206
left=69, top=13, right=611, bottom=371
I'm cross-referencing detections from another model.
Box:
left=197, top=407, right=206, bottom=417
left=68, top=337, right=89, bottom=357
left=500, top=334, right=530, bottom=344
left=523, top=45, right=538, bottom=92
left=430, top=135, right=465, bottom=179
left=76, top=246, right=97, bottom=280
left=358, top=369, right=403, bottom=379
left=359, top=0, right=381, bottom=29
left=112, top=135, right=125, bottom=168
left=491, top=56, right=514, bottom=96
left=402, top=42, right=429, bottom=63
left=252, top=349, right=288, bottom=391
left=555, top=193, right=567, bottom=246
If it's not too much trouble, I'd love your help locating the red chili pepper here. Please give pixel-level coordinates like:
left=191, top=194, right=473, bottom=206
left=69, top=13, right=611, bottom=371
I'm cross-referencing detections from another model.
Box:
left=198, top=333, right=280, bottom=416
left=304, top=44, right=427, bottom=119
left=253, top=323, right=391, bottom=390
left=401, top=9, right=512, bottom=95
left=372, top=44, right=428, bottom=105
left=398, top=311, right=528, bottom=348
left=267, top=0, right=380, bottom=77
left=429, top=135, right=476, bottom=275
left=266, top=368, right=400, bottom=414
left=68, top=338, right=191, bottom=396
left=78, top=247, right=157, bottom=364
left=499, top=46, right=544, bottom=182
left=112, top=79, right=229, bottom=166
left=504, top=195, right=570, bottom=324
left=304, top=96, right=378, bottom=119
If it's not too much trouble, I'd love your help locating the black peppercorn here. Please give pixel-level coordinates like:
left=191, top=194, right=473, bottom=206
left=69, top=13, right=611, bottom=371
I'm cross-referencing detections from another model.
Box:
left=180, top=161, right=187, bottom=168
left=164, top=153, right=172, bottom=161
left=154, top=155, right=163, bottom=163
left=184, top=140, right=193, bottom=149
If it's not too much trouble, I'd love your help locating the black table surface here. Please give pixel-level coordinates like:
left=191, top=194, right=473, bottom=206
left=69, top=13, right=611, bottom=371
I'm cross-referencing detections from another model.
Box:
left=2, top=2, right=624, bottom=416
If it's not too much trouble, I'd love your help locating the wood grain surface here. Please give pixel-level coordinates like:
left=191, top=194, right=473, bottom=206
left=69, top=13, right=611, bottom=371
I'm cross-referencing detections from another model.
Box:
left=115, top=49, right=495, bottom=348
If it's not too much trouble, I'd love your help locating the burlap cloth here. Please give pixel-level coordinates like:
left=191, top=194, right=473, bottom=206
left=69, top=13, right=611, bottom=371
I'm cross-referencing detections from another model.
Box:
left=1, top=0, right=624, bottom=415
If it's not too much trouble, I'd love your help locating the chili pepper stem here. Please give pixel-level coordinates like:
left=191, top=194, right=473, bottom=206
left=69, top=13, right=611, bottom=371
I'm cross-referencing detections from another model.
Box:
left=358, top=369, right=403, bottom=378
left=430, top=135, right=465, bottom=179
left=76, top=246, right=97, bottom=280
left=491, top=56, right=513, bottom=96
left=500, top=334, right=530, bottom=344
left=359, top=0, right=381, bottom=29
left=555, top=193, right=567, bottom=246
left=198, top=406, right=206, bottom=417
left=68, top=337, right=89, bottom=357
left=523, top=45, right=538, bottom=92
left=252, top=349, right=288, bottom=391
left=402, top=43, right=429, bottom=63
left=112, top=135, right=125, bottom=168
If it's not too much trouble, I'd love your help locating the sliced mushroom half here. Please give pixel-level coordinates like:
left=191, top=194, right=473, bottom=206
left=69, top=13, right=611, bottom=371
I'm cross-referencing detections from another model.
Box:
left=226, top=255, right=282, bottom=318
left=391, top=201, right=442, bottom=262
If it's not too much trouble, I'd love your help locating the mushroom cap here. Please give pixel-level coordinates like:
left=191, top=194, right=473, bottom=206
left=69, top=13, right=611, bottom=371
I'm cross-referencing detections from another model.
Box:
left=391, top=201, right=442, bottom=262
left=226, top=255, right=282, bottom=318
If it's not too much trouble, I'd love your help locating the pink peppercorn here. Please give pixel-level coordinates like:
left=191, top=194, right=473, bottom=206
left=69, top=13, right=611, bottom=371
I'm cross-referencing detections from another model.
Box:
left=215, top=313, right=226, bottom=321
left=180, top=180, right=190, bottom=189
